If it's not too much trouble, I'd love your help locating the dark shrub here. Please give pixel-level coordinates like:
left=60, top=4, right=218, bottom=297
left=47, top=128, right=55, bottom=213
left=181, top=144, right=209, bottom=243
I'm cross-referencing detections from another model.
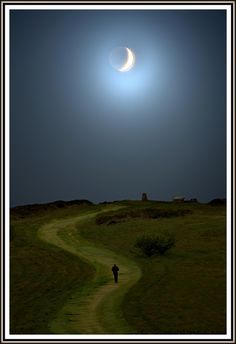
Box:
left=96, top=208, right=191, bottom=225
left=11, top=199, right=93, bottom=217
left=208, top=198, right=226, bottom=206
left=134, top=233, right=175, bottom=256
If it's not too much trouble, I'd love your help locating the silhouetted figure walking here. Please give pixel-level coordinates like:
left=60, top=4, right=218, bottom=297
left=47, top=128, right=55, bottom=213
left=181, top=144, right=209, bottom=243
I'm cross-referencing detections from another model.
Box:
left=112, top=264, right=119, bottom=283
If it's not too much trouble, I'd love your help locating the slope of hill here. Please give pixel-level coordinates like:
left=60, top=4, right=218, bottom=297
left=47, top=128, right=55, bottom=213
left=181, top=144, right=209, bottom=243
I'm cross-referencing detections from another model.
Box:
left=10, top=200, right=226, bottom=334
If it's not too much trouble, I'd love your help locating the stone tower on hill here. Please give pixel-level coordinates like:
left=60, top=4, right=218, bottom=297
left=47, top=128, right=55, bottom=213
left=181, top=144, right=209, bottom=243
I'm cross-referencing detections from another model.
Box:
left=142, top=193, right=148, bottom=201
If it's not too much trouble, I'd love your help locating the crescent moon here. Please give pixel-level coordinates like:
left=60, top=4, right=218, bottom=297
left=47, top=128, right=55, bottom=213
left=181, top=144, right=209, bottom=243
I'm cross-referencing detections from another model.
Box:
left=118, top=47, right=135, bottom=72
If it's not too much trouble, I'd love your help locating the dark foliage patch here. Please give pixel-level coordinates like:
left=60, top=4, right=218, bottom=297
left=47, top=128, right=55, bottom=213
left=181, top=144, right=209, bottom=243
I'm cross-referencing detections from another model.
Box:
left=11, top=200, right=94, bottom=217
left=208, top=198, right=226, bottom=206
left=134, top=233, right=176, bottom=256
left=96, top=208, right=192, bottom=225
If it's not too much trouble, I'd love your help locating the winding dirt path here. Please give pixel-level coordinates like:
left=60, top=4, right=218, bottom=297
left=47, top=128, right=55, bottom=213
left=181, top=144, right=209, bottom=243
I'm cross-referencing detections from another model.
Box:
left=38, top=209, right=141, bottom=334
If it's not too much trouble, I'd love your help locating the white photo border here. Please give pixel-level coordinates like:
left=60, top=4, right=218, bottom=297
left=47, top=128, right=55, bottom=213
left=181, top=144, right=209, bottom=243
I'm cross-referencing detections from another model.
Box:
left=1, top=1, right=235, bottom=343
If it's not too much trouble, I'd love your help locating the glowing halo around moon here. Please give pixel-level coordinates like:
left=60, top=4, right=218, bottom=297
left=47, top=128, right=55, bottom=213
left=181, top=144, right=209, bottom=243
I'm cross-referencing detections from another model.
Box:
left=109, top=47, right=136, bottom=72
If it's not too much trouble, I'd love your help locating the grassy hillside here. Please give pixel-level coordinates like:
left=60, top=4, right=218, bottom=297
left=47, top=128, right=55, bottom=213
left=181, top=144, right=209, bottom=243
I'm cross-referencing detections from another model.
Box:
left=78, top=201, right=226, bottom=334
left=10, top=200, right=226, bottom=334
left=10, top=204, right=98, bottom=334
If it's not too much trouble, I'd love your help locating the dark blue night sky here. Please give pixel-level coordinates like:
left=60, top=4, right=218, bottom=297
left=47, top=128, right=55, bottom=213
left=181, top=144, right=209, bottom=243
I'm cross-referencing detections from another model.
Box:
left=10, top=9, right=226, bottom=206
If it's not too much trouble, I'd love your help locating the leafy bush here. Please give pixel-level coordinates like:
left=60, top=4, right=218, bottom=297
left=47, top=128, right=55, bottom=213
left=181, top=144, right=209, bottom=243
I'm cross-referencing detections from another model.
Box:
left=96, top=208, right=191, bottom=225
left=134, top=233, right=175, bottom=256
left=208, top=198, right=226, bottom=206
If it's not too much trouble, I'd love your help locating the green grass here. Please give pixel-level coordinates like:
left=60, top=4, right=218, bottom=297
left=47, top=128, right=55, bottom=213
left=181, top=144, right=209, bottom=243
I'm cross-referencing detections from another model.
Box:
left=50, top=211, right=141, bottom=334
left=10, top=205, right=101, bottom=334
left=10, top=200, right=226, bottom=334
left=78, top=201, right=226, bottom=334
